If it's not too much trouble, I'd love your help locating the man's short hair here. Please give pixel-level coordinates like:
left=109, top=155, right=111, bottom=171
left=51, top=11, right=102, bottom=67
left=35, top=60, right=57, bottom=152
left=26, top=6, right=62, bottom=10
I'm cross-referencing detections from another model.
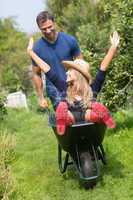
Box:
left=36, top=11, right=54, bottom=27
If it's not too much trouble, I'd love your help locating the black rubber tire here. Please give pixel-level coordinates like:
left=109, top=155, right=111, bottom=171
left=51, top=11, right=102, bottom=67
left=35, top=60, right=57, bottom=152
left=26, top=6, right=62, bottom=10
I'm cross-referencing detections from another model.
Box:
left=80, top=151, right=96, bottom=189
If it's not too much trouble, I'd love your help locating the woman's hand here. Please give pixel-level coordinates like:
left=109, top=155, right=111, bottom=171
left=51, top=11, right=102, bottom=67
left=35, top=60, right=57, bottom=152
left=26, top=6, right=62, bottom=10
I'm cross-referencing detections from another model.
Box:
left=110, top=31, right=120, bottom=48
left=27, top=37, right=34, bottom=54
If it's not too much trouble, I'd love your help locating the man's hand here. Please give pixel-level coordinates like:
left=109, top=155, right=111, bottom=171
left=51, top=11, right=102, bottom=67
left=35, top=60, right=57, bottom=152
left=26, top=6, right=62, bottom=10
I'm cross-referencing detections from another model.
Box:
left=39, top=97, right=48, bottom=109
left=110, top=31, right=120, bottom=48
left=27, top=37, right=34, bottom=54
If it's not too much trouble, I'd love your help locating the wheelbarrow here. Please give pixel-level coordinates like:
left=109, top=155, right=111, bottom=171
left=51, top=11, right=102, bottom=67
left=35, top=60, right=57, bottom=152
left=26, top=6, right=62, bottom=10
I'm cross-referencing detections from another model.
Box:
left=48, top=110, right=107, bottom=189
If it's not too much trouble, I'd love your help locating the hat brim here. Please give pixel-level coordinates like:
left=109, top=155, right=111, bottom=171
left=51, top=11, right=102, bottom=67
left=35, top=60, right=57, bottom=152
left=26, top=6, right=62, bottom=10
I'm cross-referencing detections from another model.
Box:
left=62, top=60, right=91, bottom=83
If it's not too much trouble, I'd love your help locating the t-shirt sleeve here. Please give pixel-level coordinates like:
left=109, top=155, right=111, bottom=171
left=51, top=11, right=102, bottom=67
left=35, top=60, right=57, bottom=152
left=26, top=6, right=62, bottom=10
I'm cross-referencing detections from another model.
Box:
left=70, top=36, right=81, bottom=57
left=91, top=69, right=106, bottom=98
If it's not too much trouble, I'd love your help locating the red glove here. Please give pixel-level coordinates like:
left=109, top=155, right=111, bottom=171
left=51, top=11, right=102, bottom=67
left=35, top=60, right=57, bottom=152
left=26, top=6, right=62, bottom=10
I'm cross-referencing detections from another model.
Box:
left=55, top=102, right=73, bottom=135
left=90, top=102, right=116, bottom=128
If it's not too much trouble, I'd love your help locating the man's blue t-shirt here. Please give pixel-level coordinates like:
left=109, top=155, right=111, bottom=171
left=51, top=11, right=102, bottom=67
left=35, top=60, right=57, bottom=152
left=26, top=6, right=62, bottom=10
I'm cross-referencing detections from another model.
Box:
left=32, top=32, right=81, bottom=107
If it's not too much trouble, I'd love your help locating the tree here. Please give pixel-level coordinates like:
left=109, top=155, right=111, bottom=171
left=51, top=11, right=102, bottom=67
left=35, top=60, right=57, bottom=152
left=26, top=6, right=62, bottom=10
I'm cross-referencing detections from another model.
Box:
left=0, top=17, right=32, bottom=93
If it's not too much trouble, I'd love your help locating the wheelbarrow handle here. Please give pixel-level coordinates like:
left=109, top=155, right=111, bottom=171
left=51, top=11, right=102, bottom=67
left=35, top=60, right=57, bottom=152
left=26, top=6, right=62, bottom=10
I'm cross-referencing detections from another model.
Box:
left=44, top=108, right=56, bottom=127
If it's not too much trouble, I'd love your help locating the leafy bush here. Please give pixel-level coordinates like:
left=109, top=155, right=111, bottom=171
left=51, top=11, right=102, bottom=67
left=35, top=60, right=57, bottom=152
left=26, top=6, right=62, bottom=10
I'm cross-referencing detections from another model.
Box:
left=95, top=0, right=133, bottom=110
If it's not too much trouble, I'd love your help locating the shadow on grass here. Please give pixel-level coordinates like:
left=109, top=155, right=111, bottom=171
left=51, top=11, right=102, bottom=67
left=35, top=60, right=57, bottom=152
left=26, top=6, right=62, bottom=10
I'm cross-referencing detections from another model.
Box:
left=62, top=164, right=78, bottom=181
left=100, top=151, right=125, bottom=180
left=59, top=158, right=124, bottom=191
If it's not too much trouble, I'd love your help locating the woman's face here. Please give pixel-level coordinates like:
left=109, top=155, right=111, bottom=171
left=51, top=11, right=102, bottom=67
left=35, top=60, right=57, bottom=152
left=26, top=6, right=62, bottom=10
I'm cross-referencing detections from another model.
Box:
left=66, top=70, right=77, bottom=86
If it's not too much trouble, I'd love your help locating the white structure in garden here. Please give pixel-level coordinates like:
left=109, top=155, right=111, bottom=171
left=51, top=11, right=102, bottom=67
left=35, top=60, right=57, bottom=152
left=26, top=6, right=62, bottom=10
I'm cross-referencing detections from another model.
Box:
left=6, top=91, right=28, bottom=108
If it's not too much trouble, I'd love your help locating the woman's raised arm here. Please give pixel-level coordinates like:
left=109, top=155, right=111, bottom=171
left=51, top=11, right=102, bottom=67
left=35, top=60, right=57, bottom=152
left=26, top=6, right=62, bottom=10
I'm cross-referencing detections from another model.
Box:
left=27, top=37, right=50, bottom=73
left=100, top=31, right=120, bottom=71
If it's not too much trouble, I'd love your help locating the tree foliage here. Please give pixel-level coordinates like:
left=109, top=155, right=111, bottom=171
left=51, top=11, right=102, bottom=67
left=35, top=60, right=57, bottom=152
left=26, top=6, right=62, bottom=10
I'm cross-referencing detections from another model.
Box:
left=0, top=17, right=32, bottom=93
left=47, top=0, right=133, bottom=110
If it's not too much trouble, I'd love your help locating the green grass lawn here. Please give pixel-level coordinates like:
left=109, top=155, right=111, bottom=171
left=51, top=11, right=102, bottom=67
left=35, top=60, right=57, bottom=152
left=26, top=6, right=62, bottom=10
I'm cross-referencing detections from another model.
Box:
left=0, top=108, right=133, bottom=200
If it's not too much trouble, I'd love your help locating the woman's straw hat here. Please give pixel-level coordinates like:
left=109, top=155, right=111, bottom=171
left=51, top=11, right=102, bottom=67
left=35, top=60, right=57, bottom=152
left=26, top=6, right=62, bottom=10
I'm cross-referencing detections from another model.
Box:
left=62, top=59, right=91, bottom=83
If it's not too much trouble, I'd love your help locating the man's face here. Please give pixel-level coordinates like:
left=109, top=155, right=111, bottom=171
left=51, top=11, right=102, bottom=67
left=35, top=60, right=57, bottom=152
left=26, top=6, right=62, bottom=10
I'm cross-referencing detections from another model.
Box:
left=39, top=19, right=56, bottom=41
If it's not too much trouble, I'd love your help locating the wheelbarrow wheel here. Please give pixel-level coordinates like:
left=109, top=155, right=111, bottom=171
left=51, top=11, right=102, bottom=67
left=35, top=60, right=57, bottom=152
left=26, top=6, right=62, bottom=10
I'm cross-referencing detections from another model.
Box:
left=80, top=151, right=96, bottom=189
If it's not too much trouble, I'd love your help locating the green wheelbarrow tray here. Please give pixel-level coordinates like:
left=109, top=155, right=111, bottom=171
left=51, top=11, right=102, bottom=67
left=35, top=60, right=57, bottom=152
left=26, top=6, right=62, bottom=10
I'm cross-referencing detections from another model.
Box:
left=48, top=112, right=107, bottom=188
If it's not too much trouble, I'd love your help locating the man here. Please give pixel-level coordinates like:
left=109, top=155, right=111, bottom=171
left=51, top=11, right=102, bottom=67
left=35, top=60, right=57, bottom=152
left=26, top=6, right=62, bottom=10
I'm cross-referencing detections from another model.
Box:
left=32, top=11, right=82, bottom=109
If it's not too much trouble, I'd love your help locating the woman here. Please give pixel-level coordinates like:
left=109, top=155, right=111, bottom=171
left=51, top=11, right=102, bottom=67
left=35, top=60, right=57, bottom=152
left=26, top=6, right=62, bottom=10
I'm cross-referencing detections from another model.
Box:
left=56, top=59, right=116, bottom=134
left=27, top=31, right=120, bottom=134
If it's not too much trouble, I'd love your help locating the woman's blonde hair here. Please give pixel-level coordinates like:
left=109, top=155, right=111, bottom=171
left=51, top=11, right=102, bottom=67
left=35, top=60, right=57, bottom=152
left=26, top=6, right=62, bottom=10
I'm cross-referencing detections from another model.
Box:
left=67, top=69, right=93, bottom=108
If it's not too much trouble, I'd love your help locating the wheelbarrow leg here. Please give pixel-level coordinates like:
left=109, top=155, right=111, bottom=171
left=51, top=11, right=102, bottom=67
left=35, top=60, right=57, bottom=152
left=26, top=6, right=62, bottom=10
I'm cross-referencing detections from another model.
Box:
left=98, top=144, right=107, bottom=165
left=58, top=144, right=72, bottom=173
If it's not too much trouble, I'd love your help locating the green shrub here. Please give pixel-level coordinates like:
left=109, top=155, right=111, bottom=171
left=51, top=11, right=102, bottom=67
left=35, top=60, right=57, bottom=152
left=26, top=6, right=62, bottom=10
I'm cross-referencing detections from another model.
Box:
left=0, top=91, right=7, bottom=121
left=0, top=132, right=16, bottom=199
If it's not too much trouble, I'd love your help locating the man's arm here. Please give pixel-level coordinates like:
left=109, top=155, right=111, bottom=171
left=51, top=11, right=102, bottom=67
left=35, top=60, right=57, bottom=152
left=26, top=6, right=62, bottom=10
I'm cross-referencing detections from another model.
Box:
left=32, top=66, right=48, bottom=108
